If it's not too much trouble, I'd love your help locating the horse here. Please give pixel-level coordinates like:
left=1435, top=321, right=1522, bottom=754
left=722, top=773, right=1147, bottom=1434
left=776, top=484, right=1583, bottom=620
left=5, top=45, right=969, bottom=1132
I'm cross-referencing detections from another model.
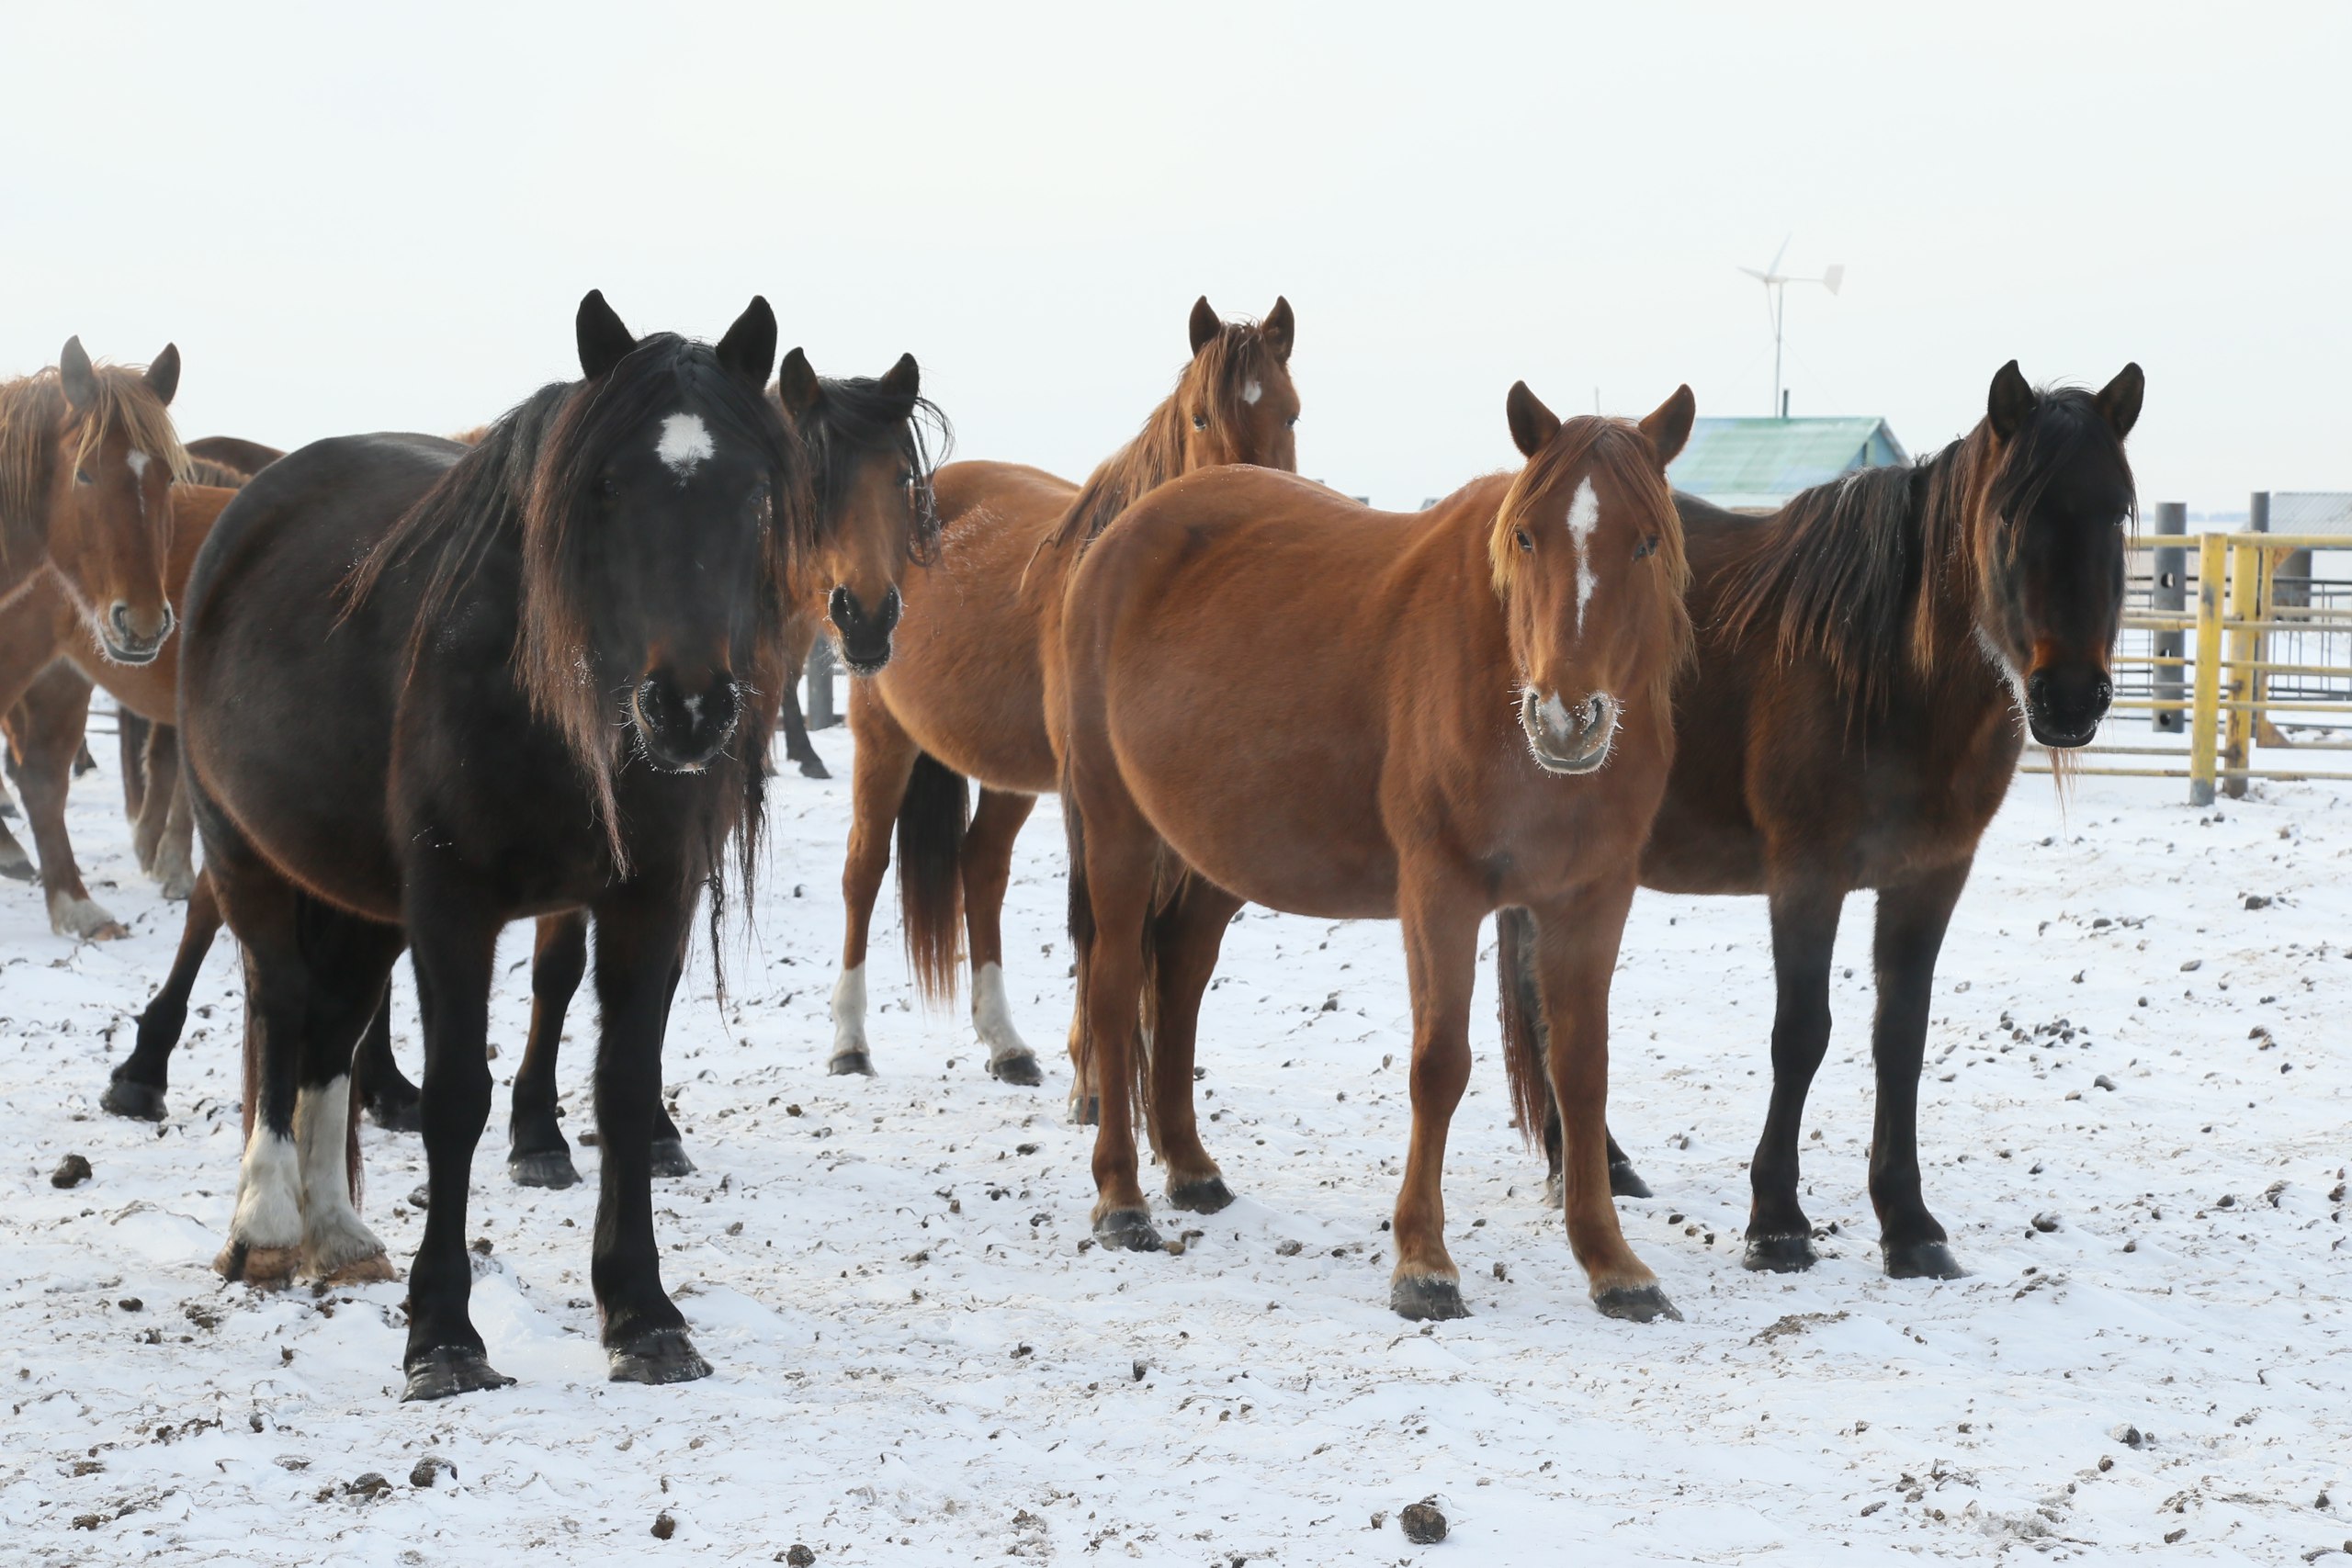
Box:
left=0, top=479, right=243, bottom=941
left=177, top=291, right=813, bottom=1400
left=0, top=339, right=188, bottom=931
left=1515, top=361, right=2143, bottom=1281
left=1057, top=381, right=1696, bottom=1324
left=828, top=296, right=1297, bottom=1091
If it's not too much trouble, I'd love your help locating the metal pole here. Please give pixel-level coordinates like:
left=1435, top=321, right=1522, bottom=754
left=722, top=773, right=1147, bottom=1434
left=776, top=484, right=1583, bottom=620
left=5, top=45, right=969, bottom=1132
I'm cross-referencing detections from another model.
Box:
left=805, top=638, right=838, bottom=729
left=2152, top=502, right=2186, bottom=733
left=2188, top=533, right=2226, bottom=807
left=2223, top=536, right=2260, bottom=799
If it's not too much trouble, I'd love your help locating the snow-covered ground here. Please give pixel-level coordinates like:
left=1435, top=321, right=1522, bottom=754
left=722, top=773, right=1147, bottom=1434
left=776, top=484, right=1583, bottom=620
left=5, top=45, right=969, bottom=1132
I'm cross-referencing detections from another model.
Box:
left=2, top=727, right=2347, bottom=1565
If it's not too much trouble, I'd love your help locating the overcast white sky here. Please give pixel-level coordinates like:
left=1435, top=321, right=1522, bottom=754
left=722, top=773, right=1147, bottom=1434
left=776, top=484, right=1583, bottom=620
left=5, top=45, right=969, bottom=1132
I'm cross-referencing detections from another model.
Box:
left=6, top=2, right=2343, bottom=513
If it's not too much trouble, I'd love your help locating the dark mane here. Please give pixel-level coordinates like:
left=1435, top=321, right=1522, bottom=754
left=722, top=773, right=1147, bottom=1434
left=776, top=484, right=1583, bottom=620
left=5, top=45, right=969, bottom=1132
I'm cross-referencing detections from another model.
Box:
left=1714, top=385, right=2136, bottom=710
left=1046, top=318, right=1283, bottom=550
left=796, top=374, right=952, bottom=563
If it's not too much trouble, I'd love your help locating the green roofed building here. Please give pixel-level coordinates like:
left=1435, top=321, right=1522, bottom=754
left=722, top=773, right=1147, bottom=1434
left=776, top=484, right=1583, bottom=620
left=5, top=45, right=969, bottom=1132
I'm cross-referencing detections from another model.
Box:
left=1667, top=416, right=1907, bottom=513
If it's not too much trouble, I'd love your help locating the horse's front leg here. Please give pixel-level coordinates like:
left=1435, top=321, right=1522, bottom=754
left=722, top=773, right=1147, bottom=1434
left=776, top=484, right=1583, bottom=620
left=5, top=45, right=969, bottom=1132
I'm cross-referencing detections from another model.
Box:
left=1870, top=861, right=1973, bottom=1280
left=590, top=885, right=711, bottom=1384
left=1532, top=880, right=1677, bottom=1322
left=1388, top=874, right=1480, bottom=1321
left=1744, top=881, right=1844, bottom=1272
left=509, top=912, right=587, bottom=1188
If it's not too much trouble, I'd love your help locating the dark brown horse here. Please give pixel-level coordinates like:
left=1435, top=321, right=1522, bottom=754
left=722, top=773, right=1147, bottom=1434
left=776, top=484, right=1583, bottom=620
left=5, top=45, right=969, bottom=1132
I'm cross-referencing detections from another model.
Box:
left=1058, top=383, right=1696, bottom=1324
left=179, top=292, right=810, bottom=1400
left=1516, top=361, right=2143, bottom=1280
left=831, top=297, right=1296, bottom=1089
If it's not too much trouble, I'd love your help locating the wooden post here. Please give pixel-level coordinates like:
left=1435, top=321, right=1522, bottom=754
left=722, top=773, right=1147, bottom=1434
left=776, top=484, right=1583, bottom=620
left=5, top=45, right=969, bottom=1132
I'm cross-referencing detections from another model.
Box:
left=806, top=639, right=838, bottom=729
left=2151, top=502, right=2187, bottom=733
left=2222, top=536, right=2260, bottom=799
left=2188, top=532, right=2226, bottom=807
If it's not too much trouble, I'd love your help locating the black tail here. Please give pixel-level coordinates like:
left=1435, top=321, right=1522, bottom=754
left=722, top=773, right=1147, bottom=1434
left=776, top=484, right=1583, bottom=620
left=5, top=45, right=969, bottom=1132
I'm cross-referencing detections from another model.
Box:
left=895, top=751, right=969, bottom=1003
left=1496, top=907, right=1552, bottom=1151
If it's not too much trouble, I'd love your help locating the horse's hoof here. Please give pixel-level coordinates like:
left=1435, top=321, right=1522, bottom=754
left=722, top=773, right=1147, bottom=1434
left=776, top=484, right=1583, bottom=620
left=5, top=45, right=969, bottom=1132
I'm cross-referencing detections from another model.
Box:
left=829, top=1049, right=876, bottom=1077
left=101, top=1075, right=167, bottom=1122
left=401, top=1346, right=516, bottom=1403
left=1390, top=1274, right=1469, bottom=1322
left=1167, top=1177, right=1234, bottom=1214
left=1594, top=1283, right=1682, bottom=1323
left=649, top=1139, right=696, bottom=1179
left=158, top=870, right=198, bottom=902
left=365, top=1092, right=424, bottom=1134
left=319, top=1251, right=399, bottom=1286
left=1743, top=1233, right=1818, bottom=1273
left=216, top=1240, right=300, bottom=1288
left=1091, top=1208, right=1163, bottom=1252
left=406, top=1183, right=431, bottom=1211
left=508, top=1149, right=581, bottom=1190
left=1609, top=1158, right=1654, bottom=1200
left=1883, top=1239, right=1967, bottom=1280
left=0, top=851, right=36, bottom=882
left=608, top=1327, right=713, bottom=1385
left=1543, top=1171, right=1565, bottom=1209
left=988, top=1050, right=1044, bottom=1087
left=797, top=758, right=831, bottom=780
left=1067, top=1094, right=1101, bottom=1127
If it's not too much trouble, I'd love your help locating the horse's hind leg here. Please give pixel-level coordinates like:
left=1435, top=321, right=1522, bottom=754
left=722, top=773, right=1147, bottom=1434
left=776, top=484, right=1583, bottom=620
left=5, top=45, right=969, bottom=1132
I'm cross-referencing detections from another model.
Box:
left=964, top=786, right=1041, bottom=1085
left=133, top=726, right=198, bottom=899
left=291, top=920, right=405, bottom=1284
left=1532, top=883, right=1676, bottom=1323
left=11, top=668, right=123, bottom=939
left=1067, top=774, right=1165, bottom=1253
left=106, top=869, right=223, bottom=1121
left=1869, top=863, right=1972, bottom=1280
left=1744, top=883, right=1844, bottom=1273
left=831, top=687, right=919, bottom=1075
left=1147, top=875, right=1244, bottom=1213
left=356, top=991, right=422, bottom=1132
left=509, top=912, right=587, bottom=1189
left=119, top=707, right=151, bottom=822
left=1387, top=873, right=1482, bottom=1320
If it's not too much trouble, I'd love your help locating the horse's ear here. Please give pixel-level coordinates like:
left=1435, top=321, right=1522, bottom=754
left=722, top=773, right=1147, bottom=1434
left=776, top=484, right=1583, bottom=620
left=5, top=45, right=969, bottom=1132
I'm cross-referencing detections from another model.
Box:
left=879, top=352, right=921, bottom=405
left=1639, top=384, right=1696, bottom=469
left=1987, top=359, right=2036, bottom=442
left=60, top=337, right=97, bottom=410
left=716, top=296, right=778, bottom=389
left=1261, top=297, right=1295, bottom=366
left=2095, top=363, right=2144, bottom=441
left=775, top=347, right=822, bottom=420
left=1506, top=381, right=1561, bottom=460
left=1188, top=296, right=1222, bottom=357
left=576, top=290, right=637, bottom=380
left=145, top=344, right=181, bottom=407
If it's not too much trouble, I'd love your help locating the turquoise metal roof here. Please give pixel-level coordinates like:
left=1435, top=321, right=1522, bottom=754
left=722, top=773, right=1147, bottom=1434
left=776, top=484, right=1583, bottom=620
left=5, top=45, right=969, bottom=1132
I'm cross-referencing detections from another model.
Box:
left=1668, top=416, right=1908, bottom=511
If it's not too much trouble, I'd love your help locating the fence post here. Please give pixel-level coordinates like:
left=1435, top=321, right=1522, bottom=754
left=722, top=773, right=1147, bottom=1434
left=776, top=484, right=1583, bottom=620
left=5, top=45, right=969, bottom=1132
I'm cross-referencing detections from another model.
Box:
left=2188, top=532, right=2226, bottom=807
left=2152, top=502, right=2187, bottom=733
left=2222, top=536, right=2261, bottom=799
left=805, top=639, right=838, bottom=729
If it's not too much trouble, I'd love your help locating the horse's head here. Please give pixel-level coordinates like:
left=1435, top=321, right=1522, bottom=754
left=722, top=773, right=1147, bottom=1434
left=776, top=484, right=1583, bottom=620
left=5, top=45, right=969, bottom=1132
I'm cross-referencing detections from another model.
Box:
left=1973, top=361, right=2142, bottom=749
left=1492, top=381, right=1695, bottom=775
left=775, top=350, right=946, bottom=675
left=20, top=339, right=184, bottom=663
left=1175, top=295, right=1298, bottom=474
left=527, top=290, right=798, bottom=776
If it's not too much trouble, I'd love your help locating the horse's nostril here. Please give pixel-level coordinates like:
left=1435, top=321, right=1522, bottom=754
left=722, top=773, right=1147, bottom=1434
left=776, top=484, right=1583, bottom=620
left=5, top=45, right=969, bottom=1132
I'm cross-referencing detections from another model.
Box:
left=877, top=587, right=902, bottom=633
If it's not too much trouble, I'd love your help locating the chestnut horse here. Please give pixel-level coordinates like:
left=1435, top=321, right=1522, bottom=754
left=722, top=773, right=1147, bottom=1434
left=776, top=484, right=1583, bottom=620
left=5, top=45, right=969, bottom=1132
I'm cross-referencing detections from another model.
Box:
left=1515, top=361, right=2143, bottom=1280
left=0, top=339, right=187, bottom=931
left=830, top=297, right=1297, bottom=1089
left=180, top=292, right=810, bottom=1400
left=1058, top=383, right=1695, bottom=1324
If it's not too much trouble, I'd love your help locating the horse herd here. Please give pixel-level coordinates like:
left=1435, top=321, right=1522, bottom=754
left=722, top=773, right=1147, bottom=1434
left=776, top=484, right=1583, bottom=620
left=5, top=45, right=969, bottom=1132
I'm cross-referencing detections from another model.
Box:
left=0, top=294, right=2143, bottom=1401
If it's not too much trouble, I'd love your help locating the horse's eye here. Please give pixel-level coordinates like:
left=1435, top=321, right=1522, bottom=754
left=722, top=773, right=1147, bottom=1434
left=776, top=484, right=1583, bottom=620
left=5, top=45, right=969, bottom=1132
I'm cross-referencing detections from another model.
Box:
left=1192, top=412, right=1209, bottom=431
left=1634, top=535, right=1659, bottom=560
left=74, top=468, right=92, bottom=486
left=1514, top=528, right=1533, bottom=553
left=1285, top=415, right=1298, bottom=430
left=899, top=469, right=915, bottom=488
left=597, top=476, right=621, bottom=499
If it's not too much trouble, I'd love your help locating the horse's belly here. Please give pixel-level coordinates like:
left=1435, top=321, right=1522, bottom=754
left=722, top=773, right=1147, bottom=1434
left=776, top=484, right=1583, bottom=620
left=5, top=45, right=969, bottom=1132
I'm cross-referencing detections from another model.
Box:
left=876, top=523, right=1059, bottom=794
left=1121, top=739, right=1397, bottom=920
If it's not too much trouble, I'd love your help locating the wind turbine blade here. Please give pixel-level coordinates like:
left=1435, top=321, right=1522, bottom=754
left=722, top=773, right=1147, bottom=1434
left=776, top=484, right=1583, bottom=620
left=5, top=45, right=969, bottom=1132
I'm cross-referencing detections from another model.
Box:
left=1737, top=266, right=1770, bottom=281
left=1769, top=233, right=1792, bottom=276
left=1821, top=263, right=1845, bottom=295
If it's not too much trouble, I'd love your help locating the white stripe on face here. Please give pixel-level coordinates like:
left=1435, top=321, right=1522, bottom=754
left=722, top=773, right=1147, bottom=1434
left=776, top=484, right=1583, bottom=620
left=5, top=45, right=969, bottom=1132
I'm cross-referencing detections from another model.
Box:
left=126, top=450, right=150, bottom=479
left=1566, top=477, right=1600, bottom=634
left=657, top=412, right=716, bottom=478
left=1241, top=380, right=1262, bottom=405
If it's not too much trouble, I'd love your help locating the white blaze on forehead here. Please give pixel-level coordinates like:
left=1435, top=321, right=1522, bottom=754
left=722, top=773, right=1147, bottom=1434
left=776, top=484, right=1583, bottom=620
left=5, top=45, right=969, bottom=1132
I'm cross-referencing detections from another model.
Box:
left=1566, top=477, right=1600, bottom=634
left=126, top=450, right=150, bottom=479
left=1241, top=379, right=1262, bottom=405
left=656, top=412, right=716, bottom=478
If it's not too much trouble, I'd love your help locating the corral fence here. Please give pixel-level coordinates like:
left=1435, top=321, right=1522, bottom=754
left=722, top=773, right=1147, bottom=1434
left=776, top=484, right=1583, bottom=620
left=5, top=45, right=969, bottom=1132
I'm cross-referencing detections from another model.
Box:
left=2024, top=491, right=2352, bottom=805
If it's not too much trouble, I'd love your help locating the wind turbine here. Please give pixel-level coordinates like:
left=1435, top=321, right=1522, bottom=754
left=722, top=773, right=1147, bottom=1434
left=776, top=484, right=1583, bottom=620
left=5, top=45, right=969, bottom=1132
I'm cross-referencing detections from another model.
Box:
left=1740, top=237, right=1843, bottom=417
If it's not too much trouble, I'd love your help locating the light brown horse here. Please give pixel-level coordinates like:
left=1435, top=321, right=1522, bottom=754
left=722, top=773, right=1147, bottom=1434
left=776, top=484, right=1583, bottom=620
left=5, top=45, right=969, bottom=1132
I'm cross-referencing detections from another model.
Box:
left=831, top=296, right=1297, bottom=1088
left=0, top=341, right=188, bottom=934
left=1057, top=382, right=1695, bottom=1324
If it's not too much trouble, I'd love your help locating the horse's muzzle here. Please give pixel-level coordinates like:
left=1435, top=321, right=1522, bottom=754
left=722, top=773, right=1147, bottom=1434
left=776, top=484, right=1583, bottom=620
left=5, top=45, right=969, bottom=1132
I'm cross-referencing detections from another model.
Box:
left=1521, top=690, right=1620, bottom=774
left=2025, top=664, right=2112, bottom=749
left=630, top=668, right=741, bottom=772
left=102, top=601, right=175, bottom=666
left=829, top=585, right=901, bottom=676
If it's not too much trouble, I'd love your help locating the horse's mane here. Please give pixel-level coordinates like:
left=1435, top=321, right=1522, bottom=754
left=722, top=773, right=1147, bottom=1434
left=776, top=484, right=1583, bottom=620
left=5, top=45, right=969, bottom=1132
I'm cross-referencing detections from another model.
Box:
left=1714, top=386, right=2135, bottom=710
left=794, top=374, right=952, bottom=564
left=1046, top=318, right=1285, bottom=551
left=0, top=361, right=190, bottom=569
left=184, top=457, right=250, bottom=489
left=346, top=334, right=813, bottom=886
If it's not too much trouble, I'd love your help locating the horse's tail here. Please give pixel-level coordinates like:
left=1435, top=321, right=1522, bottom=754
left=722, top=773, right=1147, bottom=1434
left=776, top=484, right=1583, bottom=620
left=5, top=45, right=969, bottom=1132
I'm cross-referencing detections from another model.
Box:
left=894, top=750, right=969, bottom=1004
left=1497, top=906, right=1552, bottom=1151
left=1061, top=759, right=1098, bottom=1114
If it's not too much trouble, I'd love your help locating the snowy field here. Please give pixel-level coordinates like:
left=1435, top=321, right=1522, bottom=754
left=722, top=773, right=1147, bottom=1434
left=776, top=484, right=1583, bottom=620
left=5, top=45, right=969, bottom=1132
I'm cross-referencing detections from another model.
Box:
left=2, top=728, right=2347, bottom=1565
